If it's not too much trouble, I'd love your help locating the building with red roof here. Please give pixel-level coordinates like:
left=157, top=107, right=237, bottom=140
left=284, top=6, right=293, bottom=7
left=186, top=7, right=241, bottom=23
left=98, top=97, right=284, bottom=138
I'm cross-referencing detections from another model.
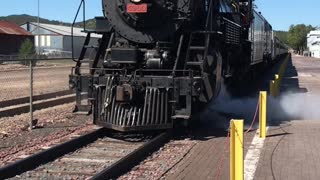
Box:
left=0, top=21, right=34, bottom=55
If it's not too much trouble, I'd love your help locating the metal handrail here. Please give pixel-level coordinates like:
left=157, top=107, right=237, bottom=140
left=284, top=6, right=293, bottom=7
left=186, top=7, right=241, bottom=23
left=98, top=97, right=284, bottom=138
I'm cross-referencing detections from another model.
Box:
left=205, top=0, right=214, bottom=31
left=71, top=0, right=86, bottom=62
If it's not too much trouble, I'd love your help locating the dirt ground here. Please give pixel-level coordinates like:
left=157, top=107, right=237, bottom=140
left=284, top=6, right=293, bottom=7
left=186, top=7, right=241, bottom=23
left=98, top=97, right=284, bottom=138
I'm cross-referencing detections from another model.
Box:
left=0, top=103, right=95, bottom=167
left=0, top=61, right=96, bottom=168
left=0, top=66, right=71, bottom=101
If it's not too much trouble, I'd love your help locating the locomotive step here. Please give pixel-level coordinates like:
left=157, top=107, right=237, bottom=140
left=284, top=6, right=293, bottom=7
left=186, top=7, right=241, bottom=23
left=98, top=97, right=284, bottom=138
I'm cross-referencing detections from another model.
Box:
left=171, top=115, right=190, bottom=119
left=186, top=62, right=203, bottom=66
left=189, top=46, right=206, bottom=50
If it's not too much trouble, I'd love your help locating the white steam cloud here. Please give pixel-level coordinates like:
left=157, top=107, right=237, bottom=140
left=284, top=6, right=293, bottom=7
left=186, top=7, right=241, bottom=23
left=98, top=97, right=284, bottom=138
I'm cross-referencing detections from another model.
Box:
left=201, top=84, right=320, bottom=129
left=270, top=93, right=320, bottom=120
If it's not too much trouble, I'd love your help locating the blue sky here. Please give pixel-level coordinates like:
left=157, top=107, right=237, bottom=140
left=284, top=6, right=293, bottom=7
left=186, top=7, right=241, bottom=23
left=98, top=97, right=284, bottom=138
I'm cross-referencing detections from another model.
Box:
left=0, top=0, right=319, bottom=31
left=0, top=0, right=101, bottom=23
left=255, top=0, right=319, bottom=30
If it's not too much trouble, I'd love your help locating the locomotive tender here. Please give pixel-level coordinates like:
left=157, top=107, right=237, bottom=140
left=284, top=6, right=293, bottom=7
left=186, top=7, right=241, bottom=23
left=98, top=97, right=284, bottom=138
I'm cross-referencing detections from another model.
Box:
left=69, top=0, right=287, bottom=131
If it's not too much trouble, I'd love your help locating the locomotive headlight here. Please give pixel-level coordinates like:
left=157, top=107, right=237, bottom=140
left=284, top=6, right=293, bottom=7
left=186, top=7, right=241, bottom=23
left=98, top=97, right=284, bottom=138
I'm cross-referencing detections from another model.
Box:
left=131, top=0, right=141, bottom=2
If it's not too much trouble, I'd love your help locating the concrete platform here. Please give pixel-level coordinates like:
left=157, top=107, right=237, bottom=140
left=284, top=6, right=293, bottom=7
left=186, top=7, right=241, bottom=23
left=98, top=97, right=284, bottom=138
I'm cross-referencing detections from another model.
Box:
left=164, top=128, right=255, bottom=180
left=254, top=55, right=320, bottom=180
left=163, top=55, right=320, bottom=180
left=254, top=120, right=320, bottom=180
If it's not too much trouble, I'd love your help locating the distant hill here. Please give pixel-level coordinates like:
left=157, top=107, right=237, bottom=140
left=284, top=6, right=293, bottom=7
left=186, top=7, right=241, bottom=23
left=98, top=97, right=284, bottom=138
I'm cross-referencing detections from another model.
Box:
left=0, top=14, right=96, bottom=29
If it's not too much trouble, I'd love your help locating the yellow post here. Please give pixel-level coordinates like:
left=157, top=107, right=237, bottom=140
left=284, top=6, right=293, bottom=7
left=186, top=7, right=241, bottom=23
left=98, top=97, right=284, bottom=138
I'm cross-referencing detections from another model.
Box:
left=280, top=60, right=287, bottom=78
left=269, top=80, right=276, bottom=97
left=230, top=119, right=244, bottom=180
left=259, top=91, right=267, bottom=138
left=279, top=56, right=289, bottom=82
left=274, top=74, right=280, bottom=96
left=279, top=65, right=284, bottom=78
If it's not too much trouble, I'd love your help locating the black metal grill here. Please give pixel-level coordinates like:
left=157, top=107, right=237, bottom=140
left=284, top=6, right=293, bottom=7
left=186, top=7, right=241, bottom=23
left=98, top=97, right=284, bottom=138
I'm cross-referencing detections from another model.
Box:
left=223, top=18, right=241, bottom=45
left=95, top=77, right=172, bottom=131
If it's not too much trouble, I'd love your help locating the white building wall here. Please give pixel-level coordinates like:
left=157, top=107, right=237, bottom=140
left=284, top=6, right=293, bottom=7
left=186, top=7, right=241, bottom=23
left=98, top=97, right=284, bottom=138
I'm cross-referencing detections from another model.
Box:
left=310, top=44, right=320, bottom=58
left=21, top=22, right=102, bottom=58
left=307, top=30, right=320, bottom=58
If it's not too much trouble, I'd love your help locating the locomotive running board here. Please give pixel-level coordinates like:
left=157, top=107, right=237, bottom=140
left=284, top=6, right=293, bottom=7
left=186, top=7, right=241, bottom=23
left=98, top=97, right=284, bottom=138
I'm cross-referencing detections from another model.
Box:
left=171, top=115, right=190, bottom=120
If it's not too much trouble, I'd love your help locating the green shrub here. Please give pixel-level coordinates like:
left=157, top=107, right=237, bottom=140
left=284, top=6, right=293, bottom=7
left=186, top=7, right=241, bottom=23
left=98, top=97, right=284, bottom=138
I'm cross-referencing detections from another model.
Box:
left=18, top=38, right=36, bottom=66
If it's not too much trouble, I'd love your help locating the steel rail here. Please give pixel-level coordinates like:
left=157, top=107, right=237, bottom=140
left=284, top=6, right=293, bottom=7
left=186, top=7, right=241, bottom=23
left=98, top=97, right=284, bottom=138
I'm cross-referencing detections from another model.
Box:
left=0, top=130, right=171, bottom=179
left=0, top=94, right=75, bottom=119
left=0, top=90, right=73, bottom=108
left=0, top=128, right=106, bottom=179
left=92, top=131, right=172, bottom=180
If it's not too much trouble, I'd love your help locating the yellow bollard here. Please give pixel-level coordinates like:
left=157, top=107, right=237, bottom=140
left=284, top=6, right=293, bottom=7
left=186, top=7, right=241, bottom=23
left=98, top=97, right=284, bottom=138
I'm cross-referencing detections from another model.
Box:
left=269, top=80, right=276, bottom=97
left=259, top=91, right=267, bottom=138
left=230, top=119, right=244, bottom=180
left=279, top=56, right=289, bottom=81
left=274, top=74, right=280, bottom=96
left=279, top=65, right=284, bottom=78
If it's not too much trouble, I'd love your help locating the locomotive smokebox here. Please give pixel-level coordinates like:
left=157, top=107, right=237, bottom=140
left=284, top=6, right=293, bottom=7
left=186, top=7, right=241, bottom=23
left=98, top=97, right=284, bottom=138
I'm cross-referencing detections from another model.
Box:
left=102, top=0, right=179, bottom=44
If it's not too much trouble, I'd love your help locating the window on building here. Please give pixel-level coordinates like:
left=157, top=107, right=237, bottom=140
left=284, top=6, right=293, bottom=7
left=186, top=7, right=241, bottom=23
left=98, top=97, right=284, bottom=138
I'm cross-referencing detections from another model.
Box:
left=46, top=36, right=51, bottom=47
left=41, top=36, right=46, bottom=47
left=35, top=36, right=39, bottom=47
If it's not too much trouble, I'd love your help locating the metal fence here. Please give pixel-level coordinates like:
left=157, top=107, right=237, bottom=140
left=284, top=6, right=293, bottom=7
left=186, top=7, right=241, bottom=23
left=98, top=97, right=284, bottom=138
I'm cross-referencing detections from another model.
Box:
left=0, top=57, right=85, bottom=129
left=0, top=51, right=73, bottom=62
left=0, top=58, right=75, bottom=100
left=0, top=55, right=20, bottom=62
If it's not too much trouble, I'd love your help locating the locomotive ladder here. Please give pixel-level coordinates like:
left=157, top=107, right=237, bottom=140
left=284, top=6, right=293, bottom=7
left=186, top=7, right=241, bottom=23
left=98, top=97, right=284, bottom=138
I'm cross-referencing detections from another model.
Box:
left=75, top=30, right=110, bottom=74
left=184, top=0, right=221, bottom=69
left=73, top=30, right=111, bottom=114
left=185, top=31, right=219, bottom=69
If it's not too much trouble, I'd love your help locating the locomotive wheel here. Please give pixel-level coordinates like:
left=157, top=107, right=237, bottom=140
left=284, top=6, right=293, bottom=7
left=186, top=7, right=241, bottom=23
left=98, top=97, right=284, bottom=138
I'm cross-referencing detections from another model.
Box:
left=199, top=50, right=222, bottom=103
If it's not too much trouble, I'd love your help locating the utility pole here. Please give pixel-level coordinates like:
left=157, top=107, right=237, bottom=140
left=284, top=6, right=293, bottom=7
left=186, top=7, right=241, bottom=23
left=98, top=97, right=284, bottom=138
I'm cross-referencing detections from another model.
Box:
left=37, top=0, right=40, bottom=55
left=30, top=0, right=40, bottom=130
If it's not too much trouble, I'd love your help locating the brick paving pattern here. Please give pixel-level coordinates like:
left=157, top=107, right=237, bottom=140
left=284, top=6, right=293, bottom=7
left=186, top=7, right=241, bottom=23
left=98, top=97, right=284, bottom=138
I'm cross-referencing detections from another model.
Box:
left=254, top=55, right=320, bottom=180
left=254, top=120, right=320, bottom=180
left=163, top=130, right=255, bottom=180
left=162, top=55, right=320, bottom=180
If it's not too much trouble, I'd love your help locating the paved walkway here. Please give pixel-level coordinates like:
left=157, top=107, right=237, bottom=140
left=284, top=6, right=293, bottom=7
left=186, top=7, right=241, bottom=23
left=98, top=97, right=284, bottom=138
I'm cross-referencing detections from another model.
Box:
left=164, top=55, right=320, bottom=180
left=164, top=127, right=255, bottom=180
left=254, top=120, right=320, bottom=180
left=254, top=55, right=320, bottom=180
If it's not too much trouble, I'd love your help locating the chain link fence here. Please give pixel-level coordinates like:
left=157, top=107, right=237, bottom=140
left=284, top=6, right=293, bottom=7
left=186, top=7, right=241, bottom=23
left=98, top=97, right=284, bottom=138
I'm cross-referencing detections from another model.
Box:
left=0, top=58, right=74, bottom=100
left=0, top=57, right=83, bottom=129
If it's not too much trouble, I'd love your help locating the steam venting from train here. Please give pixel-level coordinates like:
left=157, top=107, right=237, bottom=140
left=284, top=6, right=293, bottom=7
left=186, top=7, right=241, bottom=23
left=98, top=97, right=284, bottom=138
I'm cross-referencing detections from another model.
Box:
left=207, top=88, right=320, bottom=129
left=270, top=93, right=320, bottom=120
left=206, top=85, right=260, bottom=129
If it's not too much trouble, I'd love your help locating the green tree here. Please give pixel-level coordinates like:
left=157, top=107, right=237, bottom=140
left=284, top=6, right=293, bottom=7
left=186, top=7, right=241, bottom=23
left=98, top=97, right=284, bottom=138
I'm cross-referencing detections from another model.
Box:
left=274, top=31, right=288, bottom=45
left=287, top=24, right=315, bottom=53
left=19, top=38, right=35, bottom=65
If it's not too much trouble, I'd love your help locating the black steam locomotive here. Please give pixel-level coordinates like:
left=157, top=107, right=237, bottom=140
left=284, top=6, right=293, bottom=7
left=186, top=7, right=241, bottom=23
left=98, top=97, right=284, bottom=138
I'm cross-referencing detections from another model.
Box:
left=69, top=0, right=286, bottom=131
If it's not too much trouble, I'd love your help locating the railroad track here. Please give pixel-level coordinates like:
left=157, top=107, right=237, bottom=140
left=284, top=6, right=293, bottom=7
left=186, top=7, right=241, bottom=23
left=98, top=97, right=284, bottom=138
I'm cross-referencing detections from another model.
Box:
left=0, top=128, right=171, bottom=179
left=0, top=90, right=75, bottom=118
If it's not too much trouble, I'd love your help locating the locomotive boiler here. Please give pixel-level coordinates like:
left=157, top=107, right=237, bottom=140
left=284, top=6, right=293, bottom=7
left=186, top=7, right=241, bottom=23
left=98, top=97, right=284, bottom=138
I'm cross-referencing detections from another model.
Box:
left=69, top=0, right=284, bottom=131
